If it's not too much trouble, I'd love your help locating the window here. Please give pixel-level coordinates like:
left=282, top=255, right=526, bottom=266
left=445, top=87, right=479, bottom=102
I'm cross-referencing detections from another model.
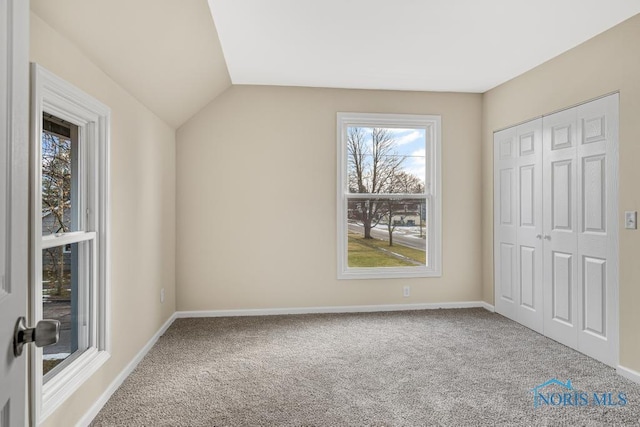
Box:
left=31, top=64, right=111, bottom=422
left=337, top=113, right=441, bottom=279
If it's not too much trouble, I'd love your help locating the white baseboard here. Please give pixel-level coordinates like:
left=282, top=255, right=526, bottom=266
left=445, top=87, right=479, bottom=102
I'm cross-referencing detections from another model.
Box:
left=617, top=365, right=640, bottom=385
left=480, top=301, right=495, bottom=312
left=175, top=301, right=493, bottom=318
left=76, top=312, right=177, bottom=427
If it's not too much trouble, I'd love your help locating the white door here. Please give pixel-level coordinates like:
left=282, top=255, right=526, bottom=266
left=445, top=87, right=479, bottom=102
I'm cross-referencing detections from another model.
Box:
left=0, top=1, right=30, bottom=426
left=542, top=95, right=619, bottom=366
left=514, top=119, right=544, bottom=333
left=575, top=95, right=619, bottom=366
left=494, top=119, right=544, bottom=333
left=542, top=107, right=579, bottom=349
left=494, top=126, right=518, bottom=321
left=496, top=94, right=619, bottom=367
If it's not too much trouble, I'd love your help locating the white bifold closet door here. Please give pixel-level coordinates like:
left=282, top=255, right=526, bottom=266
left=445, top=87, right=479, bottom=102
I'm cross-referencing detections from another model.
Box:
left=494, top=118, right=544, bottom=334
left=494, top=94, right=618, bottom=367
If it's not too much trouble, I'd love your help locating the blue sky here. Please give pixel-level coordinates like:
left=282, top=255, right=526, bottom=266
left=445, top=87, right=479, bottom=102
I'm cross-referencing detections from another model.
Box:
left=351, top=127, right=426, bottom=183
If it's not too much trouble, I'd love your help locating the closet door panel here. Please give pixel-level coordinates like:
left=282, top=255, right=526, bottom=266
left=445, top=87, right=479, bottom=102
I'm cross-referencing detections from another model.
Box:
left=494, top=119, right=543, bottom=333
left=543, top=108, right=579, bottom=348
left=494, top=127, right=518, bottom=321
left=515, top=119, right=543, bottom=333
left=575, top=94, right=618, bottom=366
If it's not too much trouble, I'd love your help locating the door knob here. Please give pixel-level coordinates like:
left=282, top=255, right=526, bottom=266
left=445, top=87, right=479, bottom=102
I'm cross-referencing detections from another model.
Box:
left=543, top=234, right=551, bottom=240
left=536, top=234, right=542, bottom=239
left=13, top=317, right=60, bottom=357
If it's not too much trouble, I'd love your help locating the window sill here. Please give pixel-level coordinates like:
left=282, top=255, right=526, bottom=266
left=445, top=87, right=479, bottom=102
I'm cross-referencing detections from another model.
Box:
left=338, top=266, right=442, bottom=280
left=40, top=348, right=110, bottom=422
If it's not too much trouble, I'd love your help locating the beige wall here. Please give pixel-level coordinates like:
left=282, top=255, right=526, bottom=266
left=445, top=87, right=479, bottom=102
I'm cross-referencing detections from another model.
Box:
left=482, top=14, right=640, bottom=372
left=176, top=86, right=483, bottom=311
left=30, top=13, right=177, bottom=427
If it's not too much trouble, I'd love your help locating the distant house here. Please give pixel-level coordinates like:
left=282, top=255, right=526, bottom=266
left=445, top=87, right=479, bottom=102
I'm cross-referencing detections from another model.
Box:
left=347, top=199, right=425, bottom=226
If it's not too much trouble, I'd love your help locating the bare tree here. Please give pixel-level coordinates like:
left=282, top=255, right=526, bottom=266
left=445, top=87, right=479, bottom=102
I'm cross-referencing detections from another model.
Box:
left=347, top=127, right=405, bottom=239
left=381, top=172, right=424, bottom=246
left=390, top=171, right=425, bottom=194
left=383, top=201, right=398, bottom=246
left=42, top=132, right=71, bottom=296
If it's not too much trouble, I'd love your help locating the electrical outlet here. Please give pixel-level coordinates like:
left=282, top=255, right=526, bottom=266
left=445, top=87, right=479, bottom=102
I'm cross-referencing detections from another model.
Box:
left=403, top=286, right=410, bottom=298
left=625, top=211, right=637, bottom=229
left=160, top=288, right=165, bottom=303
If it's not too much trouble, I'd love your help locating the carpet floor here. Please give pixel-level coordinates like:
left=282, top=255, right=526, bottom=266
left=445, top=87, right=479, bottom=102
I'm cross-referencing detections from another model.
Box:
left=91, top=309, right=640, bottom=426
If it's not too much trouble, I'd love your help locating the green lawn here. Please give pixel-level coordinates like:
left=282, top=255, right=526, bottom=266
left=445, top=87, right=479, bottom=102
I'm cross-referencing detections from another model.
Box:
left=348, top=233, right=426, bottom=267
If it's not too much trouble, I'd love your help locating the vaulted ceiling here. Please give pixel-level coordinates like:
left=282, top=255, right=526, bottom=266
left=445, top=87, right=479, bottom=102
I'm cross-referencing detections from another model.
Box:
left=30, top=0, right=231, bottom=129
left=31, top=1, right=640, bottom=129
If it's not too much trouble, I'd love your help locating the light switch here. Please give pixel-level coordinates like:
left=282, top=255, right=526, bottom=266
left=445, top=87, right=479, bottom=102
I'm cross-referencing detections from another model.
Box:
left=625, top=211, right=637, bottom=229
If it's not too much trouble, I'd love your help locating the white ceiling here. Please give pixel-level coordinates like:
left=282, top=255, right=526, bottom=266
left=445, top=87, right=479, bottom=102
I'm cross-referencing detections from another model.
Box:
left=30, top=1, right=640, bottom=127
left=31, top=0, right=231, bottom=128
left=208, top=0, right=640, bottom=93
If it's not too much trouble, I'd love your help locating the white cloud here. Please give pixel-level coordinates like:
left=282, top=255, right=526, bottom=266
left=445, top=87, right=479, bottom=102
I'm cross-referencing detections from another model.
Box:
left=409, top=148, right=426, bottom=168
left=394, top=130, right=423, bottom=146
left=404, top=148, right=426, bottom=181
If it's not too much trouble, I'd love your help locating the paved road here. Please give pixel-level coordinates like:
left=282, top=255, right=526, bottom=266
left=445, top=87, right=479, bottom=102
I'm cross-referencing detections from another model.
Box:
left=348, top=223, right=426, bottom=251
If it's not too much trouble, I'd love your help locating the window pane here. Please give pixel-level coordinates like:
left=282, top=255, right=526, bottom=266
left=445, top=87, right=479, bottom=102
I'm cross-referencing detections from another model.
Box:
left=347, top=127, right=426, bottom=194
left=347, top=198, right=427, bottom=267
left=42, top=243, right=89, bottom=378
left=42, top=114, right=79, bottom=235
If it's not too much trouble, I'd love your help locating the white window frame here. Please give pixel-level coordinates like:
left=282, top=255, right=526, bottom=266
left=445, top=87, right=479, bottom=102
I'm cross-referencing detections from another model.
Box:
left=337, top=112, right=442, bottom=279
left=30, top=63, right=111, bottom=423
